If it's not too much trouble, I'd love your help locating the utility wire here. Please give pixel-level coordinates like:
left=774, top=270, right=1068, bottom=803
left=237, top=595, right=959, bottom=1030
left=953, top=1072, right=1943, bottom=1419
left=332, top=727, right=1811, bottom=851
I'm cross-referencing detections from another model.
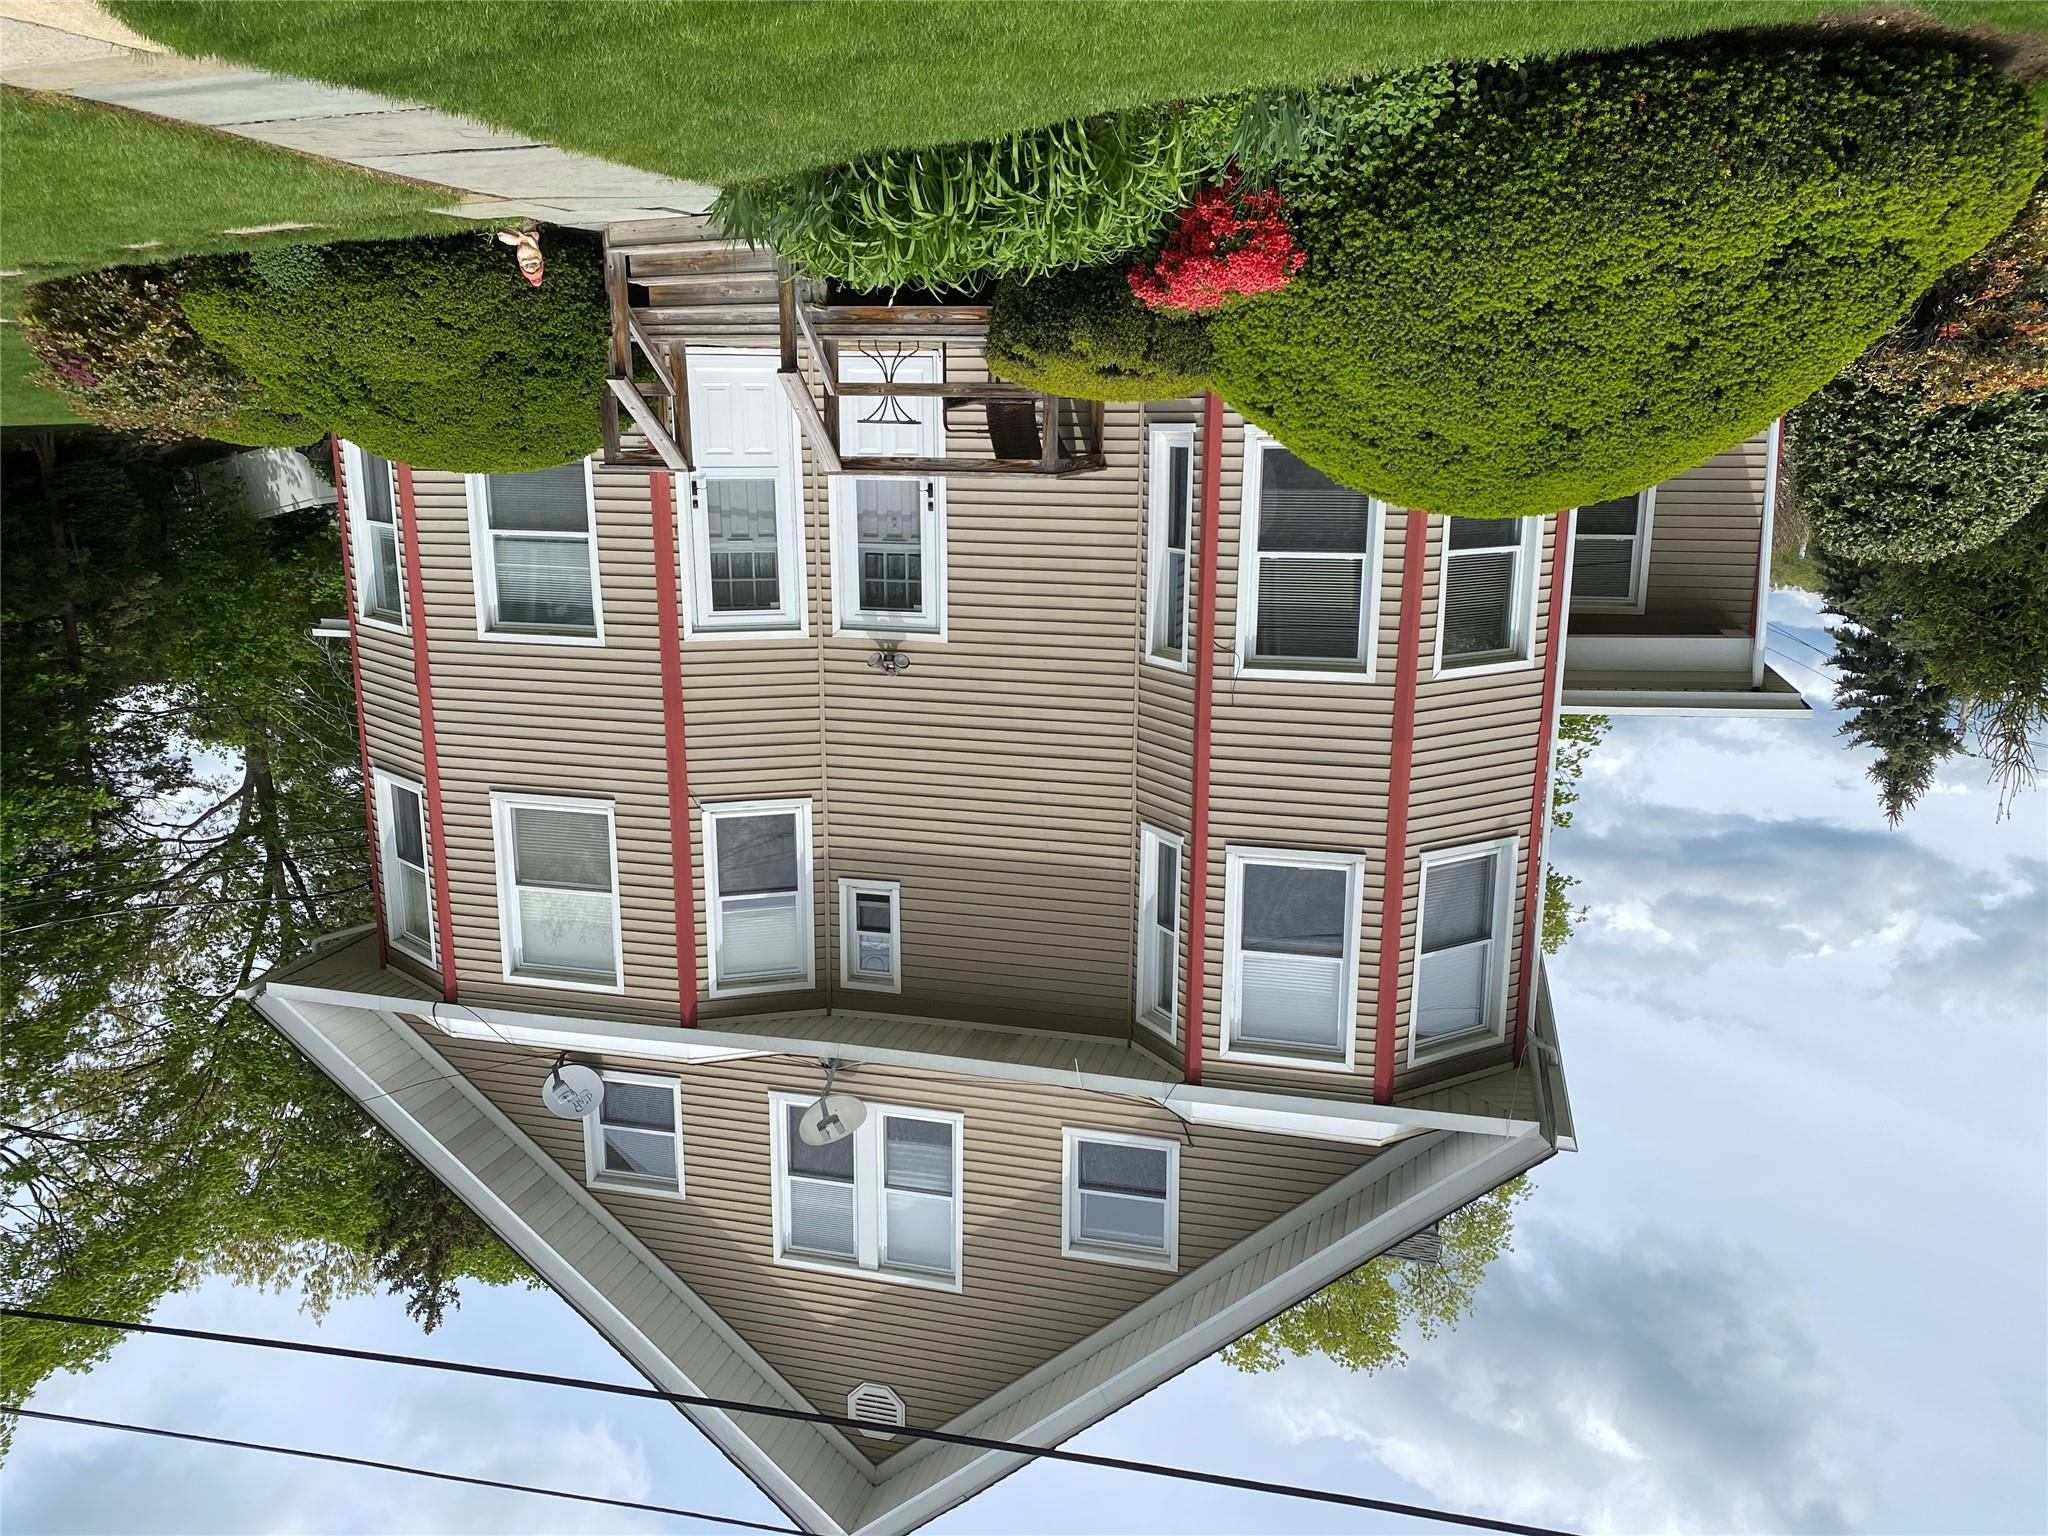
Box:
left=9, top=1408, right=800, bottom=1535
left=2, top=1307, right=1572, bottom=1536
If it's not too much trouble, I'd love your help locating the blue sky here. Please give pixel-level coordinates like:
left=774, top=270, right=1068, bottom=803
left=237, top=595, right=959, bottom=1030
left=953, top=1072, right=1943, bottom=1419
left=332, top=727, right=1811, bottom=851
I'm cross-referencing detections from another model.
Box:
left=8, top=588, right=2045, bottom=1536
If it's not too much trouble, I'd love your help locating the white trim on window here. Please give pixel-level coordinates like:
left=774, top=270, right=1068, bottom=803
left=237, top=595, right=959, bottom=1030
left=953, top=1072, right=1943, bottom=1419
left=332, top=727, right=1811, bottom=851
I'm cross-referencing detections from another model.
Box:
left=1431, top=514, right=1541, bottom=678
left=372, top=767, right=435, bottom=967
left=1234, top=426, right=1383, bottom=682
left=341, top=440, right=407, bottom=635
left=1220, top=844, right=1366, bottom=1071
left=1061, top=1127, right=1179, bottom=1271
left=1407, top=835, right=1518, bottom=1066
left=582, top=1068, right=685, bottom=1199
left=1568, top=486, right=1656, bottom=614
left=1135, top=825, right=1183, bottom=1044
left=768, top=1092, right=963, bottom=1292
left=703, top=798, right=815, bottom=998
left=464, top=458, right=606, bottom=645
left=1144, top=424, right=1196, bottom=670
left=838, top=878, right=901, bottom=994
left=489, top=791, right=625, bottom=994
left=830, top=349, right=946, bottom=640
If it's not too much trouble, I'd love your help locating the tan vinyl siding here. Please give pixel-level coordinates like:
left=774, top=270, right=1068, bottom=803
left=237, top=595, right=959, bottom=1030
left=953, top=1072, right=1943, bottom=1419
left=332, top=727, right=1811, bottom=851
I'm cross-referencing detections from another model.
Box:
left=1573, top=432, right=1768, bottom=636
left=396, top=1016, right=1372, bottom=1456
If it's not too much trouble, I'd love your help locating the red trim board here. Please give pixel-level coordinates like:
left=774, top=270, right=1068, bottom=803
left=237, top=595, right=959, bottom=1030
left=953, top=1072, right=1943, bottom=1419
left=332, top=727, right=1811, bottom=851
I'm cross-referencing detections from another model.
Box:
left=1183, top=393, right=1225, bottom=1085
left=395, top=465, right=458, bottom=1003
left=331, top=436, right=386, bottom=968
left=649, top=472, right=699, bottom=1026
left=1372, top=508, right=1429, bottom=1104
left=1515, top=511, right=1573, bottom=1063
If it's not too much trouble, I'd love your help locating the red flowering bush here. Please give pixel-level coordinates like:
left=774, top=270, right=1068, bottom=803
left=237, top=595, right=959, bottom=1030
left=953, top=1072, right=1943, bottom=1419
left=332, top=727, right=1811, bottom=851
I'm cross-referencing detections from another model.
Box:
left=1129, top=174, right=1304, bottom=314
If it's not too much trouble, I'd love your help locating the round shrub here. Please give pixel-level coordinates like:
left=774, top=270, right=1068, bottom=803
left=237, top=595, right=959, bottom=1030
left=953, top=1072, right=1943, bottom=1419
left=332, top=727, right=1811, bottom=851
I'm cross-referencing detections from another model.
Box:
left=1205, top=32, right=2045, bottom=518
left=1791, top=374, right=2048, bottom=562
left=179, top=229, right=606, bottom=473
left=987, top=263, right=1211, bottom=401
left=20, top=264, right=318, bottom=446
left=713, top=105, right=1232, bottom=294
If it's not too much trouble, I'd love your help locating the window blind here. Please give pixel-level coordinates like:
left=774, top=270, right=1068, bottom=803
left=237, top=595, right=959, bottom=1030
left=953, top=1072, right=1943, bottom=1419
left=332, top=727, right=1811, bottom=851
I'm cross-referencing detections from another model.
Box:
left=512, top=807, right=612, bottom=891
left=1421, top=855, right=1493, bottom=951
left=1076, top=1141, right=1171, bottom=1251
left=882, top=1119, right=954, bottom=1273
left=1443, top=519, right=1522, bottom=661
left=1573, top=494, right=1642, bottom=602
left=492, top=537, right=594, bottom=629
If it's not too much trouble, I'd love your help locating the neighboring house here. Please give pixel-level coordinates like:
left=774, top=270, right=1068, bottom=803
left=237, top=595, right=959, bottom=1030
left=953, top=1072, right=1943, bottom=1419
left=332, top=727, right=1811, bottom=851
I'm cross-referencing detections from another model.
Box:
left=191, top=445, right=336, bottom=519
left=241, top=219, right=1833, bottom=1536
left=1560, top=425, right=1808, bottom=716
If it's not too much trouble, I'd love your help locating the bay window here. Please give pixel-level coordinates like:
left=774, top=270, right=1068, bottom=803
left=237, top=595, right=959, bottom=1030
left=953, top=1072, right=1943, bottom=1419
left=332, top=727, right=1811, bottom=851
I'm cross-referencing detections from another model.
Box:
left=1223, top=845, right=1365, bottom=1066
left=470, top=461, right=602, bottom=639
left=1438, top=515, right=1536, bottom=671
left=1238, top=429, right=1380, bottom=677
left=491, top=792, right=622, bottom=990
left=1412, top=838, right=1516, bottom=1058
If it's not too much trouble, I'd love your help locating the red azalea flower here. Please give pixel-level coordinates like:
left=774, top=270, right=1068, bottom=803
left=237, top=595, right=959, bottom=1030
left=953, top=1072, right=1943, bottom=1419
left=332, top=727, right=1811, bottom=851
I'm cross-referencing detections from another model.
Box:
left=1130, top=173, right=1304, bottom=314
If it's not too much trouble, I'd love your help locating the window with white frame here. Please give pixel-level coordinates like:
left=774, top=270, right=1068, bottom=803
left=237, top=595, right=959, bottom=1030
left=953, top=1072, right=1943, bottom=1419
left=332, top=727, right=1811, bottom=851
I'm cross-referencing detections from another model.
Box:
left=772, top=1095, right=961, bottom=1287
left=491, top=794, right=621, bottom=989
left=839, top=878, right=901, bottom=992
left=704, top=801, right=813, bottom=994
left=1223, top=846, right=1364, bottom=1064
left=583, top=1070, right=683, bottom=1196
left=1063, top=1129, right=1178, bottom=1269
left=373, top=769, right=434, bottom=964
left=1412, top=840, right=1514, bottom=1056
left=1571, top=489, right=1653, bottom=611
left=1438, top=516, right=1535, bottom=669
left=686, top=352, right=803, bottom=636
left=1136, top=826, right=1182, bottom=1040
left=344, top=443, right=405, bottom=628
left=1146, top=426, right=1194, bottom=665
left=471, top=462, right=601, bottom=637
left=1240, top=432, right=1378, bottom=674
left=832, top=350, right=944, bottom=635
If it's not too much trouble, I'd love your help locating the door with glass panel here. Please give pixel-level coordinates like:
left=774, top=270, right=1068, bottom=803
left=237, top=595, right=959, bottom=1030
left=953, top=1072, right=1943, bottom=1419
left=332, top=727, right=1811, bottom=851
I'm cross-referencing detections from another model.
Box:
left=686, top=351, right=801, bottom=633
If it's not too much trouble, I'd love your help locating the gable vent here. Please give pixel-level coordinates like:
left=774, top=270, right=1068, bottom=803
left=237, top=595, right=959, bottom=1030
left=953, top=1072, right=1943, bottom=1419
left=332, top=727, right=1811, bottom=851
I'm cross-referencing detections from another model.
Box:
left=846, top=1382, right=905, bottom=1440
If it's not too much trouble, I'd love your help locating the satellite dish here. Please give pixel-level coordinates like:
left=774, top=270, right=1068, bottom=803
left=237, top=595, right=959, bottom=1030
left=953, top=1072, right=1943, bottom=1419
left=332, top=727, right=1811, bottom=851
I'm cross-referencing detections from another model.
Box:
left=542, top=1061, right=604, bottom=1120
left=798, top=1093, right=867, bottom=1147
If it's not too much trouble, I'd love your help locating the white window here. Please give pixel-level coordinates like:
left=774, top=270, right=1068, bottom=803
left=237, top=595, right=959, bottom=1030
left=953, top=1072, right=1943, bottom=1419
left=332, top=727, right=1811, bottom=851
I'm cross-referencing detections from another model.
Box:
left=1570, top=488, right=1654, bottom=612
left=1411, top=838, right=1516, bottom=1061
left=1145, top=425, right=1194, bottom=666
left=490, top=792, right=622, bottom=991
left=1136, top=826, right=1182, bottom=1041
left=343, top=441, right=405, bottom=631
left=831, top=349, right=945, bottom=636
left=838, top=878, right=901, bottom=993
left=1436, top=515, right=1538, bottom=673
left=1222, top=845, right=1365, bottom=1068
left=1237, top=428, right=1380, bottom=678
left=704, top=800, right=814, bottom=996
left=685, top=351, right=804, bottom=638
left=582, top=1070, right=683, bottom=1198
left=373, top=768, right=434, bottom=965
left=1062, top=1129, right=1179, bottom=1270
left=468, top=461, right=603, bottom=641
left=770, top=1094, right=962, bottom=1290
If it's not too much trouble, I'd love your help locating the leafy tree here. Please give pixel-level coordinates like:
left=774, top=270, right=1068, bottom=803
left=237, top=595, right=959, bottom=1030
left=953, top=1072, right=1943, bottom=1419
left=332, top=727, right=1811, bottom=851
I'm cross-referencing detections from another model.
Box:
left=1542, top=713, right=1606, bottom=955
left=1, top=438, right=524, bottom=1438
left=1223, top=1178, right=1528, bottom=1374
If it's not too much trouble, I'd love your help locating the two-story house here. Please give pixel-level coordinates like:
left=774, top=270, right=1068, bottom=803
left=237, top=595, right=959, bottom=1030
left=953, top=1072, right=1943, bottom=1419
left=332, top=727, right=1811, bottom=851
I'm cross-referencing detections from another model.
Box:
left=250, top=217, right=1774, bottom=1536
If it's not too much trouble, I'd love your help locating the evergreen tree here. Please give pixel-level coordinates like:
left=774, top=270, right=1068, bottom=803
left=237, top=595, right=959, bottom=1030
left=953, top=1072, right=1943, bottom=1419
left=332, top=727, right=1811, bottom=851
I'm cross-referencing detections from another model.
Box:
left=1825, top=597, right=1963, bottom=824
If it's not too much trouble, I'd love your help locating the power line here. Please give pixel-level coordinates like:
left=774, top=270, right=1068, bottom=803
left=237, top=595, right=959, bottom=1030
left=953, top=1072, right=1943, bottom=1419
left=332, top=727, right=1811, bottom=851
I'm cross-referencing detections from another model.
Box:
left=2, top=1306, right=1572, bottom=1536
left=8, top=1408, right=800, bottom=1535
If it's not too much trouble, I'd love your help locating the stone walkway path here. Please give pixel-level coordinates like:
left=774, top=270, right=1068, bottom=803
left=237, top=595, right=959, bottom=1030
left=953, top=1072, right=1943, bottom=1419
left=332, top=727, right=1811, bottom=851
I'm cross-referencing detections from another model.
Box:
left=0, top=0, right=715, bottom=230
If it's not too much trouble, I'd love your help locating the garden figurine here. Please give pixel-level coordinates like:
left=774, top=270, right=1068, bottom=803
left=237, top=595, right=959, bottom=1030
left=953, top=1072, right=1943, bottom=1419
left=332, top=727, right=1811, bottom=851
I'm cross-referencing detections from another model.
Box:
left=498, top=226, right=545, bottom=287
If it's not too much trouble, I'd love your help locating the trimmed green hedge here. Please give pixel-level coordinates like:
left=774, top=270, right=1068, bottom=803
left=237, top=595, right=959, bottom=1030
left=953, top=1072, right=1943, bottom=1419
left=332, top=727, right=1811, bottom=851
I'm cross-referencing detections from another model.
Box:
left=986, top=264, right=1211, bottom=400
left=180, top=231, right=606, bottom=473
left=1204, top=33, right=2044, bottom=518
left=1791, top=375, right=2048, bottom=562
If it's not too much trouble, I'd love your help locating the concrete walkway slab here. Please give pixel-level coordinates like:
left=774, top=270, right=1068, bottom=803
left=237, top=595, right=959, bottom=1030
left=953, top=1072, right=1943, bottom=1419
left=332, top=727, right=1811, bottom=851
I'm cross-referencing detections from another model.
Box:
left=1, top=12, right=717, bottom=230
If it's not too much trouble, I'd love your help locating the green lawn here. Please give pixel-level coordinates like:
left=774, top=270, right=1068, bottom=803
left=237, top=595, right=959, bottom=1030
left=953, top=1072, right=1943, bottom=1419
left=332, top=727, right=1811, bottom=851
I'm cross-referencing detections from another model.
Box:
left=1, top=320, right=82, bottom=427
left=108, top=0, right=2048, bottom=183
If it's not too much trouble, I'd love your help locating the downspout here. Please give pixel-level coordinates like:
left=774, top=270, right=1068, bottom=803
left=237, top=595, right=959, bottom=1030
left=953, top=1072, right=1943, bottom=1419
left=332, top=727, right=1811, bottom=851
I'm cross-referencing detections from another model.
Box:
left=1751, top=417, right=1783, bottom=689
left=396, top=465, right=458, bottom=1003
left=1183, top=392, right=1224, bottom=1085
left=650, top=471, right=700, bottom=1025
left=1372, top=509, right=1428, bottom=1104
left=1515, top=511, right=1574, bottom=1065
left=331, top=435, right=386, bottom=967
